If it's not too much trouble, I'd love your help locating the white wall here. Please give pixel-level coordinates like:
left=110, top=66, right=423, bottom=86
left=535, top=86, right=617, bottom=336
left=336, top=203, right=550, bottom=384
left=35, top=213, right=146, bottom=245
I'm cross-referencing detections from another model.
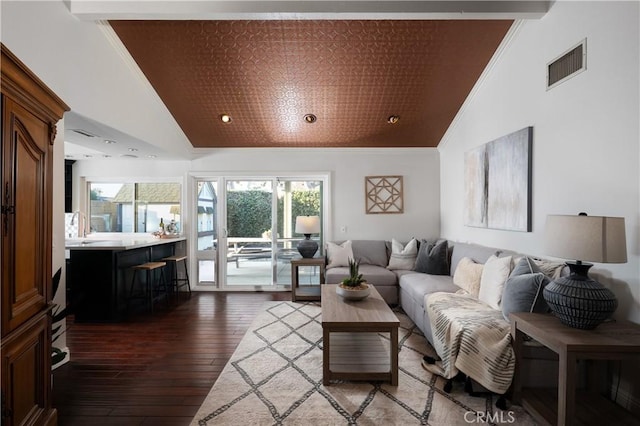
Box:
left=0, top=0, right=192, bottom=159
left=191, top=148, right=441, bottom=241
left=52, top=121, right=68, bottom=367
left=74, top=148, right=441, bottom=241
left=440, top=0, right=639, bottom=323
left=439, top=1, right=640, bottom=410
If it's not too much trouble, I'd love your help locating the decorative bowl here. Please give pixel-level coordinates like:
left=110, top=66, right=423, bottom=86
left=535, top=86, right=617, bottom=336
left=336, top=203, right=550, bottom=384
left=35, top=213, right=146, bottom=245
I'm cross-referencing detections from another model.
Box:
left=336, top=283, right=370, bottom=301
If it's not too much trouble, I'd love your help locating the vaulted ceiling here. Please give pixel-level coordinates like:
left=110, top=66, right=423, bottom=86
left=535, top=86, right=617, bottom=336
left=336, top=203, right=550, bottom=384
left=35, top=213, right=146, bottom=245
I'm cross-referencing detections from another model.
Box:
left=50, top=1, right=549, bottom=157
left=109, top=19, right=513, bottom=148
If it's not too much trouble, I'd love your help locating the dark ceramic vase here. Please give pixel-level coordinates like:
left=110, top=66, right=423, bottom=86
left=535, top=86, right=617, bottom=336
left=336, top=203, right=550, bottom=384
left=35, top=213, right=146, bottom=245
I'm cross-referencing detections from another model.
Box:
left=297, top=235, right=318, bottom=258
left=543, top=261, right=618, bottom=330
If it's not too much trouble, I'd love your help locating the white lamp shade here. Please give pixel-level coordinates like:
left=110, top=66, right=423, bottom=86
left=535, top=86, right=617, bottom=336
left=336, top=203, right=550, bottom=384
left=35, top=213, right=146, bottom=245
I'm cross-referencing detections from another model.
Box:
left=544, top=214, right=627, bottom=263
left=295, top=215, right=320, bottom=234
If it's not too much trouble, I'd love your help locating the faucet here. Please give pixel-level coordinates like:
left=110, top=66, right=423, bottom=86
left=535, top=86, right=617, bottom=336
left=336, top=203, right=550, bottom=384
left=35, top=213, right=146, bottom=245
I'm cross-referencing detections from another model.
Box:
left=70, top=210, right=89, bottom=238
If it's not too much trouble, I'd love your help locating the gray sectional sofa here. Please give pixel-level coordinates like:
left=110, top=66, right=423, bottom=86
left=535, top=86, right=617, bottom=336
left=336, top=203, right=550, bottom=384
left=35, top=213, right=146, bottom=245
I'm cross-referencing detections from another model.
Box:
left=325, top=239, right=540, bottom=346
left=325, top=239, right=563, bottom=391
left=400, top=241, right=520, bottom=344
left=325, top=240, right=399, bottom=304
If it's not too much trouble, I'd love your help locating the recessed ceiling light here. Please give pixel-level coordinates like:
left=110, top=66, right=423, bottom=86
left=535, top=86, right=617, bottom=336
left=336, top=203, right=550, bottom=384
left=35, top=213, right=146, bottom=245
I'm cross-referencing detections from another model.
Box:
left=83, top=154, right=93, bottom=158
left=104, top=139, right=116, bottom=144
left=102, top=154, right=112, bottom=158
left=148, top=154, right=157, bottom=158
left=387, top=115, right=400, bottom=124
left=128, top=148, right=138, bottom=152
left=220, top=114, right=232, bottom=123
left=304, top=114, right=317, bottom=124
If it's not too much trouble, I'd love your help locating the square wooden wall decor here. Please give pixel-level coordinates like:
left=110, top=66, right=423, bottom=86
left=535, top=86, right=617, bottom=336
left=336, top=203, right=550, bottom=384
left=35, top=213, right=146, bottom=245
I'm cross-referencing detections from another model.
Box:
left=365, top=176, right=404, bottom=214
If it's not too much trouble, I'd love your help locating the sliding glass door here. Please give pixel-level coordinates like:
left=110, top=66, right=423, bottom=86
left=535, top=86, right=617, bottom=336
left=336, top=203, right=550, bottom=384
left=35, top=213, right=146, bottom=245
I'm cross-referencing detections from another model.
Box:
left=195, top=180, right=218, bottom=286
left=275, top=179, right=323, bottom=285
left=225, top=179, right=274, bottom=286
left=193, top=175, right=326, bottom=290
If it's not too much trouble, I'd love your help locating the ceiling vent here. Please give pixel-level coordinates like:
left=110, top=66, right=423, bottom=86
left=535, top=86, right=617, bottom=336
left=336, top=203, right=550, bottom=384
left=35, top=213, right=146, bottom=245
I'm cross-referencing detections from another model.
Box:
left=547, top=39, right=586, bottom=90
left=71, top=129, right=98, bottom=138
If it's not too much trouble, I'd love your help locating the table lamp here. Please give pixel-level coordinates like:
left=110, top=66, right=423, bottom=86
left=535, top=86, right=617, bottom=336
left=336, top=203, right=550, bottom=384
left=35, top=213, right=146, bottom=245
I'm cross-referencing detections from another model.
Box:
left=295, top=215, right=320, bottom=258
left=543, top=213, right=627, bottom=329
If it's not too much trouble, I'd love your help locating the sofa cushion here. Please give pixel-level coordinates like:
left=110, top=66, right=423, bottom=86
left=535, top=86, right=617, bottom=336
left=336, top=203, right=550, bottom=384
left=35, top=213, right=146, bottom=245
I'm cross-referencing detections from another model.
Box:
left=394, top=269, right=421, bottom=279
left=326, top=264, right=397, bottom=286
left=387, top=238, right=418, bottom=270
left=449, top=242, right=501, bottom=277
left=399, top=273, right=458, bottom=308
left=502, top=272, right=550, bottom=321
left=414, top=239, right=449, bottom=275
left=351, top=240, right=389, bottom=267
left=326, top=240, right=353, bottom=269
left=478, top=255, right=513, bottom=309
left=533, top=259, right=566, bottom=279
left=510, top=257, right=541, bottom=277
left=452, top=257, right=484, bottom=297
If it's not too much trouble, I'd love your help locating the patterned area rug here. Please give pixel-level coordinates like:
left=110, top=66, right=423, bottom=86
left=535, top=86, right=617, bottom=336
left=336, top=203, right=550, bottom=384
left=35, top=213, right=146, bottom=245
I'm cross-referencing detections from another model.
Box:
left=190, top=301, right=535, bottom=425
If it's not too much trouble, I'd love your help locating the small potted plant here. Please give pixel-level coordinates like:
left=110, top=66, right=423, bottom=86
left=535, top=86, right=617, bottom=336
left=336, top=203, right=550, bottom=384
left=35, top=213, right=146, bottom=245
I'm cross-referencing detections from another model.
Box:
left=336, top=258, right=370, bottom=300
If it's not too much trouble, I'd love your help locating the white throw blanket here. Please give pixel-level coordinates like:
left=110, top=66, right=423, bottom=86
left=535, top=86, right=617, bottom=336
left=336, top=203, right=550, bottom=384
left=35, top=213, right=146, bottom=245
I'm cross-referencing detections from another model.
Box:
left=424, top=292, right=515, bottom=394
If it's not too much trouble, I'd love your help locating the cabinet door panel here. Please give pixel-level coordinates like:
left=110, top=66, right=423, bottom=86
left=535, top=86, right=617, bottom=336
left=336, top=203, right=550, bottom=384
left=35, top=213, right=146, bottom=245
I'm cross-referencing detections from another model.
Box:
left=2, top=98, right=49, bottom=335
left=1, top=313, right=51, bottom=426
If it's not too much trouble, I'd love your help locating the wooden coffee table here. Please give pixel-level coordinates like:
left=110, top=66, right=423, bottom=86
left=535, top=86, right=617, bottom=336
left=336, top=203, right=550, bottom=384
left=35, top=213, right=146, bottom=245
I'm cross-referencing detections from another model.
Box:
left=322, top=284, right=400, bottom=385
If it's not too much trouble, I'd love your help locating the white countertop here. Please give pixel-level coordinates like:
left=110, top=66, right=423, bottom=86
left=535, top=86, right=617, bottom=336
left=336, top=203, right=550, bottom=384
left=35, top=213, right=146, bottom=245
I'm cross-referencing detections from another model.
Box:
left=65, top=235, right=186, bottom=251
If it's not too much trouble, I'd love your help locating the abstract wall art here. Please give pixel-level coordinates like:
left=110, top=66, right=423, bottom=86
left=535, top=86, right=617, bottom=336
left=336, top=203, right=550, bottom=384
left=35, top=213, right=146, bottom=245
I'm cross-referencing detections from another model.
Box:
left=464, top=145, right=488, bottom=227
left=464, top=127, right=532, bottom=232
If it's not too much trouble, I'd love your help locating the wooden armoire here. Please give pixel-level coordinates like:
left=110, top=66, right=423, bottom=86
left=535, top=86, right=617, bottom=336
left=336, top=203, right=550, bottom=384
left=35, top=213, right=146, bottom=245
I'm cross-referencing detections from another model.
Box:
left=1, top=44, right=68, bottom=425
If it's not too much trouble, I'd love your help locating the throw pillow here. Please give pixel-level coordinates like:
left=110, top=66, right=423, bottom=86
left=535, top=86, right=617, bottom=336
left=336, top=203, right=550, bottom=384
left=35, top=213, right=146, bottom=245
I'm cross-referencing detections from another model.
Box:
left=326, top=240, right=354, bottom=269
left=387, top=238, right=418, bottom=270
left=510, top=257, right=541, bottom=278
left=501, top=272, right=551, bottom=321
left=351, top=240, right=389, bottom=267
left=414, top=239, right=449, bottom=275
left=452, top=257, right=484, bottom=297
left=533, top=259, right=566, bottom=279
left=478, top=255, right=513, bottom=309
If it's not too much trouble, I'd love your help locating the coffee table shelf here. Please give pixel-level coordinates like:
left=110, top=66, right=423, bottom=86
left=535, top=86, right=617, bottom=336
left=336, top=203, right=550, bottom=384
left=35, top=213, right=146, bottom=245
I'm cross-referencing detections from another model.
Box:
left=329, top=332, right=390, bottom=376
left=321, top=284, right=399, bottom=385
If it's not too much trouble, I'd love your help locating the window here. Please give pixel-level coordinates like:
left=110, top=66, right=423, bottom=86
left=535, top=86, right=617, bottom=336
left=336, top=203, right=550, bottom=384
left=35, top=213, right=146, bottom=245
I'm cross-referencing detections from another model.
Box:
left=89, top=182, right=181, bottom=233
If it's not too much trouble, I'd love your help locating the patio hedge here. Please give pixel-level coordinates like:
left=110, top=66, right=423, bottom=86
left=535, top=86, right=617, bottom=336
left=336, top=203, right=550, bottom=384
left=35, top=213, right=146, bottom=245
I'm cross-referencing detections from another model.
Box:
left=226, top=190, right=320, bottom=238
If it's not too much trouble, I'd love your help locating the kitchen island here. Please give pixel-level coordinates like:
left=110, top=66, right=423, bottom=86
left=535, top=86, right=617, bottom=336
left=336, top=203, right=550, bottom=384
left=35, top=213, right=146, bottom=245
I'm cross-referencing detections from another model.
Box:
left=66, top=236, right=186, bottom=322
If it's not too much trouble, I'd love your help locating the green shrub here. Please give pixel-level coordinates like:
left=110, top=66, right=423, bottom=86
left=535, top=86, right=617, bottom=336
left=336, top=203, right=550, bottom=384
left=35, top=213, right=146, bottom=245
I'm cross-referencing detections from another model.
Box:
left=227, top=189, right=321, bottom=238
left=227, top=190, right=272, bottom=237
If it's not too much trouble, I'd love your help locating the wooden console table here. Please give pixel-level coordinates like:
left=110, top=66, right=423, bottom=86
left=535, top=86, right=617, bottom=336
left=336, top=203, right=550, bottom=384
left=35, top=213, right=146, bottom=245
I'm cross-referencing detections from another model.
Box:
left=291, top=257, right=325, bottom=302
left=510, top=312, right=640, bottom=426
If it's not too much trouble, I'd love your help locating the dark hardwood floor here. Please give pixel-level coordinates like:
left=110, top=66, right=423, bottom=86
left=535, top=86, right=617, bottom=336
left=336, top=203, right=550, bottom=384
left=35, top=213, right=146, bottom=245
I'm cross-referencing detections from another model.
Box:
left=53, top=291, right=290, bottom=426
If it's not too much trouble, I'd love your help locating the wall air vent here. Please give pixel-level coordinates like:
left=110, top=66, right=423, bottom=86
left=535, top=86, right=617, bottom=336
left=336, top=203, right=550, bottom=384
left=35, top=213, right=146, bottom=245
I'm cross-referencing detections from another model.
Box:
left=547, top=39, right=586, bottom=90
left=71, top=129, right=98, bottom=138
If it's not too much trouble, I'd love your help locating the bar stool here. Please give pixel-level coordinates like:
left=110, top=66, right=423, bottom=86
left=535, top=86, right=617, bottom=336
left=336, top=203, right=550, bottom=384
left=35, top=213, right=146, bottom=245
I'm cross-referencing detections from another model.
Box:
left=127, top=261, right=169, bottom=314
left=162, top=255, right=191, bottom=299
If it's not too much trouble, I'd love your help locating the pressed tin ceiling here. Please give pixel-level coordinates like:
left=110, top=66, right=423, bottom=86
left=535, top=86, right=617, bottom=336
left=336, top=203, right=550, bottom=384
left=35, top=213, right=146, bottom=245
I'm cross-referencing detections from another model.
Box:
left=109, top=20, right=513, bottom=148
